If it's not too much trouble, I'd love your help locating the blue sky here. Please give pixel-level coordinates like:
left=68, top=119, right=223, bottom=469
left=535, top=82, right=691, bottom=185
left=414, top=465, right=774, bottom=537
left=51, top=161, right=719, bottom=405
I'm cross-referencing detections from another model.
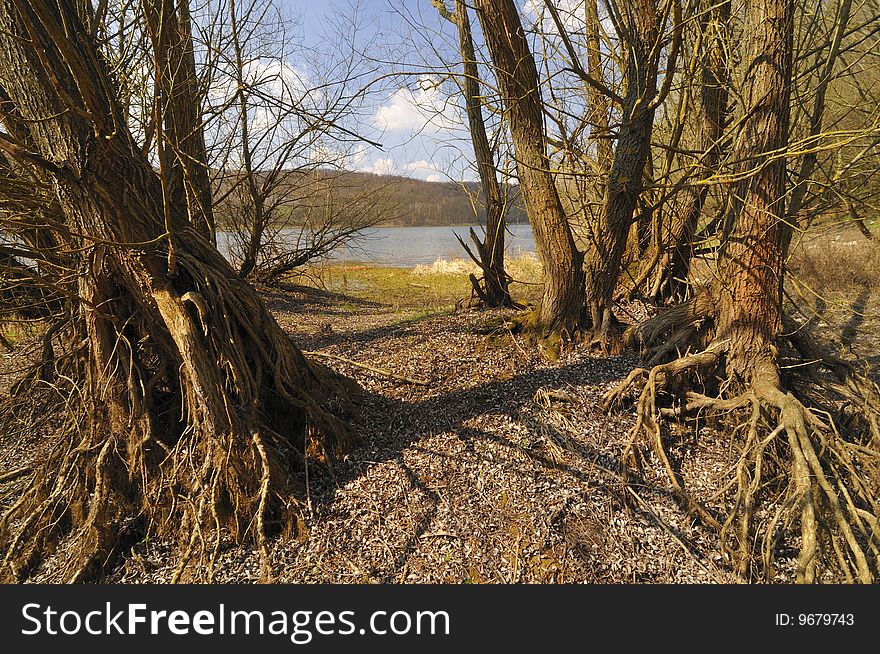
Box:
left=277, top=0, right=478, bottom=183
left=223, top=1, right=593, bottom=184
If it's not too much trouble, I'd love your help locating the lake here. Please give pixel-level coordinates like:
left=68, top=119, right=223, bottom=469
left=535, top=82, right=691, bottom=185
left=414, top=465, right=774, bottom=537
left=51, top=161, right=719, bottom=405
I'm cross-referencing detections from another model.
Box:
left=218, top=224, right=536, bottom=268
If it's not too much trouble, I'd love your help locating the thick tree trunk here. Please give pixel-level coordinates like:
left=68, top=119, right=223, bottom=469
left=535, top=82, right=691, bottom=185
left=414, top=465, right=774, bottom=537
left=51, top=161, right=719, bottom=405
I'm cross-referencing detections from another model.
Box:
left=606, top=0, right=879, bottom=584
left=476, top=0, right=585, bottom=342
left=714, top=0, right=793, bottom=386
left=581, top=0, right=660, bottom=343
left=143, top=0, right=215, bottom=243
left=0, top=0, right=354, bottom=581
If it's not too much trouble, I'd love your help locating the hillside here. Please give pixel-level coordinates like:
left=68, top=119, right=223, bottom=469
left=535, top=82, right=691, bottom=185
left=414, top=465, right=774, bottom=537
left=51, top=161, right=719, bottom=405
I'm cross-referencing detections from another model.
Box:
left=214, top=168, right=528, bottom=228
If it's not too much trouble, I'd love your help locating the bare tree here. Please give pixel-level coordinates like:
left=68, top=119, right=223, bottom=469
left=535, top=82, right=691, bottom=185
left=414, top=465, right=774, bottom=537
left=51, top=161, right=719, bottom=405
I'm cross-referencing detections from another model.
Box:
left=0, top=0, right=356, bottom=582
left=435, top=0, right=514, bottom=308
left=212, top=0, right=384, bottom=282
left=649, top=0, right=731, bottom=303
left=476, top=0, right=585, bottom=352
left=577, top=0, right=675, bottom=345
left=606, top=0, right=880, bottom=583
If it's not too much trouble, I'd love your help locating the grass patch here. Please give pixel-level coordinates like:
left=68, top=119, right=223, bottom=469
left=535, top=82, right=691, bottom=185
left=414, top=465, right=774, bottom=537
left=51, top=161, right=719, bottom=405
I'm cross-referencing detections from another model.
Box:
left=790, top=234, right=880, bottom=291
left=298, top=254, right=544, bottom=310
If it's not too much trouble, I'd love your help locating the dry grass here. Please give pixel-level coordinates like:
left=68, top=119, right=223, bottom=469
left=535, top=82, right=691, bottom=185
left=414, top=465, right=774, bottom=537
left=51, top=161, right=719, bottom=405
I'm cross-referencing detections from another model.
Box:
left=790, top=232, right=880, bottom=290
left=786, top=227, right=879, bottom=367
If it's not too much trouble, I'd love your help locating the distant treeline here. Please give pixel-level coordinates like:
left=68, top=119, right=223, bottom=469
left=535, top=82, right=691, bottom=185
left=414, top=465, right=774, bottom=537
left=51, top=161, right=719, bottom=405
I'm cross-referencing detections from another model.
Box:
left=214, top=168, right=528, bottom=229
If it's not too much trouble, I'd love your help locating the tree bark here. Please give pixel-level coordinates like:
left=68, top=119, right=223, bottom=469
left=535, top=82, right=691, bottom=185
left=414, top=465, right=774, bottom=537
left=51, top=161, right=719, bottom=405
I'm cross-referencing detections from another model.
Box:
left=143, top=0, right=215, bottom=243
left=581, top=0, right=661, bottom=343
left=653, top=0, right=731, bottom=303
left=454, top=0, right=512, bottom=308
left=714, top=0, right=794, bottom=386
left=476, top=0, right=585, bottom=343
left=0, top=0, right=354, bottom=581
left=584, top=0, right=612, bottom=179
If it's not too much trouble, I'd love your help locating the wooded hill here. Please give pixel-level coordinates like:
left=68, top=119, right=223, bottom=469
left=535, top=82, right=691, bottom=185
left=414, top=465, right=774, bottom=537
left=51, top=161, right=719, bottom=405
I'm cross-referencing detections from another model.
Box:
left=213, top=168, right=528, bottom=228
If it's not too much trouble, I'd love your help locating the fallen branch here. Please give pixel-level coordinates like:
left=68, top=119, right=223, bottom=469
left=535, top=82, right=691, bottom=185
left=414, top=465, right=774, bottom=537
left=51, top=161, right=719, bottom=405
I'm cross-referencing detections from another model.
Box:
left=0, top=465, right=31, bottom=483
left=304, top=350, right=431, bottom=386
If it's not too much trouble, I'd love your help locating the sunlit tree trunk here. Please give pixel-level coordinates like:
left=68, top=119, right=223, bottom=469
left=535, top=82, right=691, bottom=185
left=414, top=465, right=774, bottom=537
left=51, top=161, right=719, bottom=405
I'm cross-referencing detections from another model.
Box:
left=435, top=0, right=513, bottom=307
left=476, top=0, right=585, bottom=345
left=714, top=0, right=793, bottom=386
left=581, top=0, right=661, bottom=344
left=0, top=0, right=354, bottom=582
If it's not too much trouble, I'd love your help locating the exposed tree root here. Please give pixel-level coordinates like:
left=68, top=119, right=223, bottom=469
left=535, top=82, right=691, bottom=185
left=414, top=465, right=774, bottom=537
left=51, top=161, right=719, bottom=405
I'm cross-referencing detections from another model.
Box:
left=498, top=306, right=613, bottom=361
left=604, top=307, right=880, bottom=583
left=497, top=301, right=626, bottom=360
left=0, top=237, right=361, bottom=583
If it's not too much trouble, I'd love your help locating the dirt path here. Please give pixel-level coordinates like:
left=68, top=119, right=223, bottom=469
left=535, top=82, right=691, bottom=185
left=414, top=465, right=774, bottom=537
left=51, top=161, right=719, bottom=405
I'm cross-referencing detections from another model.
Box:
left=103, top=287, right=742, bottom=583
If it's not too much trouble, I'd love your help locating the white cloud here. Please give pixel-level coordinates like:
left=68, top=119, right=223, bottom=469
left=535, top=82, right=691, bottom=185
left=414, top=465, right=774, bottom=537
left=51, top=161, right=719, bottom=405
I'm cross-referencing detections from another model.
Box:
left=373, top=76, right=461, bottom=134
left=353, top=155, right=449, bottom=181
left=360, top=157, right=397, bottom=176
left=521, top=0, right=582, bottom=31
left=404, top=159, right=441, bottom=178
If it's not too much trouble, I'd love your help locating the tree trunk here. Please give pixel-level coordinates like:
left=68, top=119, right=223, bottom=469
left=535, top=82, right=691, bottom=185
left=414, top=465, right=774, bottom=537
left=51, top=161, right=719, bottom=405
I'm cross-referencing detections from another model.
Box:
left=584, top=0, right=612, bottom=180
left=143, top=0, right=215, bottom=243
left=228, top=0, right=267, bottom=279
left=581, top=0, right=660, bottom=343
left=0, top=0, right=355, bottom=582
left=653, top=0, right=731, bottom=303
left=607, top=0, right=879, bottom=584
left=714, top=0, right=793, bottom=386
left=786, top=0, right=854, bottom=234
left=454, top=0, right=512, bottom=308
left=476, top=0, right=585, bottom=345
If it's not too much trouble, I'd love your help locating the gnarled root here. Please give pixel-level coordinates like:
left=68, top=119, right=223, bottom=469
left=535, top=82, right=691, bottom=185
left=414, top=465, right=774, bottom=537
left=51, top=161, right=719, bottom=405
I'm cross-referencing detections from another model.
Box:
left=501, top=308, right=588, bottom=360
left=0, top=240, right=359, bottom=583
left=604, top=318, right=880, bottom=583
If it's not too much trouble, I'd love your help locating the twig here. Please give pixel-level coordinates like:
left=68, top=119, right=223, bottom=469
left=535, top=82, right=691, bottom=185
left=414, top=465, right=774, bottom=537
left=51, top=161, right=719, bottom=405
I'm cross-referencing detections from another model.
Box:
left=625, top=486, right=725, bottom=582
left=303, top=350, right=431, bottom=386
left=0, top=465, right=31, bottom=483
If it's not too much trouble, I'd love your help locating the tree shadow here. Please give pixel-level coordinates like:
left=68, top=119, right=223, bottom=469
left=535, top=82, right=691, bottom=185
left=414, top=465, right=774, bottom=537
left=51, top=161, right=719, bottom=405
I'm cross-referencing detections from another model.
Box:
left=302, top=355, right=718, bottom=582
left=258, top=282, right=384, bottom=316
left=841, top=286, right=869, bottom=347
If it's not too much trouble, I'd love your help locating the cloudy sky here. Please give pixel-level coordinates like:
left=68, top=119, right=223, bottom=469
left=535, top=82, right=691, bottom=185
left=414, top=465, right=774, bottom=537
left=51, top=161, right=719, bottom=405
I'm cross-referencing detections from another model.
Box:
left=229, top=1, right=593, bottom=183
left=277, top=0, right=478, bottom=183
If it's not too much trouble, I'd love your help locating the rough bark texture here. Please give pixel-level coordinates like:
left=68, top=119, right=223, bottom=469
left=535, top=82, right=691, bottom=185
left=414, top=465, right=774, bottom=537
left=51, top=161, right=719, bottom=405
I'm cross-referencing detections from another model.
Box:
left=143, top=0, right=215, bottom=242
left=0, top=0, right=355, bottom=582
left=453, top=0, right=512, bottom=307
left=714, top=0, right=793, bottom=386
left=581, top=0, right=660, bottom=342
left=476, top=0, right=584, bottom=343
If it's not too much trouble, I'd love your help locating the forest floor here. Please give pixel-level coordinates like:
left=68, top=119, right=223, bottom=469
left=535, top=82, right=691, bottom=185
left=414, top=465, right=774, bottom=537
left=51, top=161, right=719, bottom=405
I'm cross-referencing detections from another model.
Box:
left=1, top=222, right=877, bottom=583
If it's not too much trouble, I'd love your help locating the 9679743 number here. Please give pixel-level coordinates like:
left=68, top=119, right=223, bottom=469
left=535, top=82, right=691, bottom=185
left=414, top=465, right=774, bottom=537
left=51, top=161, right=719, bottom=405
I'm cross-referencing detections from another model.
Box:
left=775, top=613, right=854, bottom=627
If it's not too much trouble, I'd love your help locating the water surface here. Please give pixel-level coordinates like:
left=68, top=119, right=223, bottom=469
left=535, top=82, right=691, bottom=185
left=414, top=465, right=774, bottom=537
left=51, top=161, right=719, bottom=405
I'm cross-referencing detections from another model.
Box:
left=218, top=224, right=536, bottom=268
